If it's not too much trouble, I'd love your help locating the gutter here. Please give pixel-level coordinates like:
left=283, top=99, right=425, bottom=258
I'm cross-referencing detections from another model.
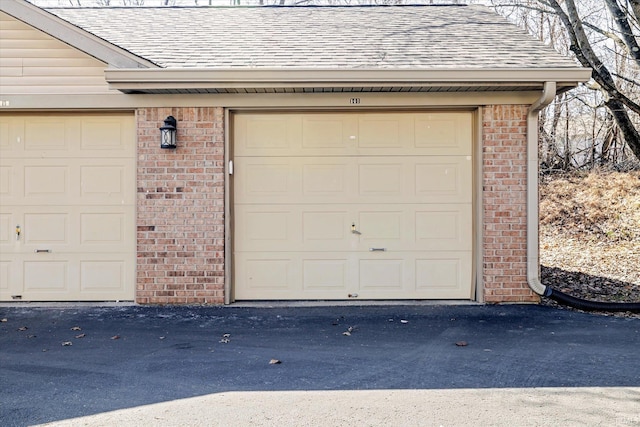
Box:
left=103, top=68, right=590, bottom=92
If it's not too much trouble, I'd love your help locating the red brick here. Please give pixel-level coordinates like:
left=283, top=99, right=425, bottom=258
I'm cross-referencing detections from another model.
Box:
left=136, top=107, right=225, bottom=305
left=482, top=105, right=536, bottom=303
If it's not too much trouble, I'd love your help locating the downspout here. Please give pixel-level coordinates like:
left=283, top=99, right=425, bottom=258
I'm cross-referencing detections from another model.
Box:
left=527, top=81, right=556, bottom=297
left=527, top=82, right=640, bottom=312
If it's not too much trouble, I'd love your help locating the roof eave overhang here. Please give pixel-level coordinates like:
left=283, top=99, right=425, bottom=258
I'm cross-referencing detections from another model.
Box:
left=104, top=68, right=592, bottom=94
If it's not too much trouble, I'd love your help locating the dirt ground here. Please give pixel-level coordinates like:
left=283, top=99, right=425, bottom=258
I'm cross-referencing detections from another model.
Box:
left=538, top=170, right=640, bottom=316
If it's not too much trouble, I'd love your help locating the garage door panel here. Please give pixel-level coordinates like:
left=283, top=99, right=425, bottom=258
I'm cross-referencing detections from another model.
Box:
left=416, top=258, right=461, bottom=289
left=236, top=156, right=470, bottom=205
left=24, top=164, right=69, bottom=198
left=235, top=250, right=472, bottom=300
left=0, top=165, right=13, bottom=197
left=303, top=259, right=348, bottom=290
left=0, top=213, right=11, bottom=244
left=80, top=260, right=125, bottom=292
left=234, top=114, right=301, bottom=155
left=24, top=259, right=69, bottom=291
left=236, top=205, right=354, bottom=252
left=235, top=157, right=352, bottom=204
left=235, top=252, right=351, bottom=300
left=302, top=163, right=349, bottom=196
left=302, top=114, right=357, bottom=150
left=235, top=112, right=474, bottom=157
left=414, top=113, right=473, bottom=155
left=303, top=211, right=349, bottom=243
left=358, top=211, right=402, bottom=241
left=0, top=261, right=10, bottom=294
left=236, top=208, right=293, bottom=248
left=358, top=115, right=408, bottom=149
left=415, top=254, right=472, bottom=299
left=233, top=111, right=474, bottom=300
left=414, top=204, right=473, bottom=251
left=236, top=257, right=294, bottom=292
left=80, top=165, right=124, bottom=196
left=414, top=157, right=472, bottom=202
left=17, top=158, right=134, bottom=206
left=80, top=212, right=127, bottom=247
left=358, top=163, right=403, bottom=197
left=80, top=118, right=129, bottom=151
left=243, top=161, right=292, bottom=195
left=0, top=258, right=24, bottom=301
left=0, top=113, right=135, bottom=301
left=355, top=252, right=471, bottom=299
left=0, top=120, right=10, bottom=150
left=359, top=259, right=404, bottom=290
left=25, top=118, right=70, bottom=151
left=1, top=115, right=134, bottom=158
left=24, top=213, right=69, bottom=247
left=79, top=160, right=135, bottom=204
left=354, top=205, right=471, bottom=252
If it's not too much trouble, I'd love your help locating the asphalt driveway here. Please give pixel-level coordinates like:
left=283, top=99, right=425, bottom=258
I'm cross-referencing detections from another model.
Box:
left=1, top=303, right=639, bottom=426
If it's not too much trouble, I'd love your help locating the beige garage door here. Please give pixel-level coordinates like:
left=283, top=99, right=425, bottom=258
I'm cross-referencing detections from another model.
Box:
left=0, top=113, right=135, bottom=301
left=233, top=111, right=473, bottom=300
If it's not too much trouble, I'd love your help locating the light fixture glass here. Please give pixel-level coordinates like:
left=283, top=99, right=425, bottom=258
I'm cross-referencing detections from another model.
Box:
left=160, top=116, right=177, bottom=149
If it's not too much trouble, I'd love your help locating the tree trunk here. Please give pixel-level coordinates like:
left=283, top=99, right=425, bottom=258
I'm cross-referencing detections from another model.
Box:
left=606, top=98, right=640, bottom=161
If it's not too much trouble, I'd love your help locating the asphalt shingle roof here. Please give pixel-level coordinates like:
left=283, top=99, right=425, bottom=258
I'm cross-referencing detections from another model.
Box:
left=48, top=5, right=579, bottom=70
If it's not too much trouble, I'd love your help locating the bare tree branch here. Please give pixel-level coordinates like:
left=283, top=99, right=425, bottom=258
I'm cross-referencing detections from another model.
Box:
left=604, top=0, right=640, bottom=67
left=543, top=0, right=640, bottom=161
left=582, top=21, right=628, bottom=54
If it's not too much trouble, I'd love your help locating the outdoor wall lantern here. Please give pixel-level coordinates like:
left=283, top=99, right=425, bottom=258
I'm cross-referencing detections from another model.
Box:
left=160, top=115, right=177, bottom=149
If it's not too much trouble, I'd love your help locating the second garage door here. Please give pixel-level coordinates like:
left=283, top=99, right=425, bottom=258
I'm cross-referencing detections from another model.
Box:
left=233, top=111, right=473, bottom=300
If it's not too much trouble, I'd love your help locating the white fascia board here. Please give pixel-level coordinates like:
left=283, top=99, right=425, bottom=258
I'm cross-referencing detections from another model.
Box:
left=105, top=68, right=592, bottom=90
left=1, top=0, right=157, bottom=69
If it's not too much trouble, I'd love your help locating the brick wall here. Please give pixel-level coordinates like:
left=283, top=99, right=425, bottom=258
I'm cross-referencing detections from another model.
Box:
left=136, top=107, right=225, bottom=304
left=482, top=105, right=539, bottom=303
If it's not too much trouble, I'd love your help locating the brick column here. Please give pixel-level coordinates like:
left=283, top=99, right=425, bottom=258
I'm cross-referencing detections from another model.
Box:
left=482, top=105, right=539, bottom=303
left=136, top=107, right=225, bottom=304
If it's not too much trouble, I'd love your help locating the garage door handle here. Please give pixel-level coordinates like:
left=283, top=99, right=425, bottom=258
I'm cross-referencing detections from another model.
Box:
left=35, top=249, right=51, bottom=253
left=369, top=248, right=386, bottom=252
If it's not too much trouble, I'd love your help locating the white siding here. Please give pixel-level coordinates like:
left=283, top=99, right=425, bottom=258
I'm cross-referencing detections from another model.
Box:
left=0, top=12, right=112, bottom=95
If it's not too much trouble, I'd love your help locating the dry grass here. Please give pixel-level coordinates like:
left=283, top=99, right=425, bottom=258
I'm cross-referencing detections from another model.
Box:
left=539, top=170, right=640, bottom=314
left=540, top=171, right=640, bottom=241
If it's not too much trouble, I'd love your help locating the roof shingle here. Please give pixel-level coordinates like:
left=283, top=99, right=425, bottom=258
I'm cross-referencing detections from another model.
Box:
left=48, top=5, right=579, bottom=70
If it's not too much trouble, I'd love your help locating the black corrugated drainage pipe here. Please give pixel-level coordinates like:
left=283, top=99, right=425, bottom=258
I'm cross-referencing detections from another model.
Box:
left=543, top=287, right=640, bottom=313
